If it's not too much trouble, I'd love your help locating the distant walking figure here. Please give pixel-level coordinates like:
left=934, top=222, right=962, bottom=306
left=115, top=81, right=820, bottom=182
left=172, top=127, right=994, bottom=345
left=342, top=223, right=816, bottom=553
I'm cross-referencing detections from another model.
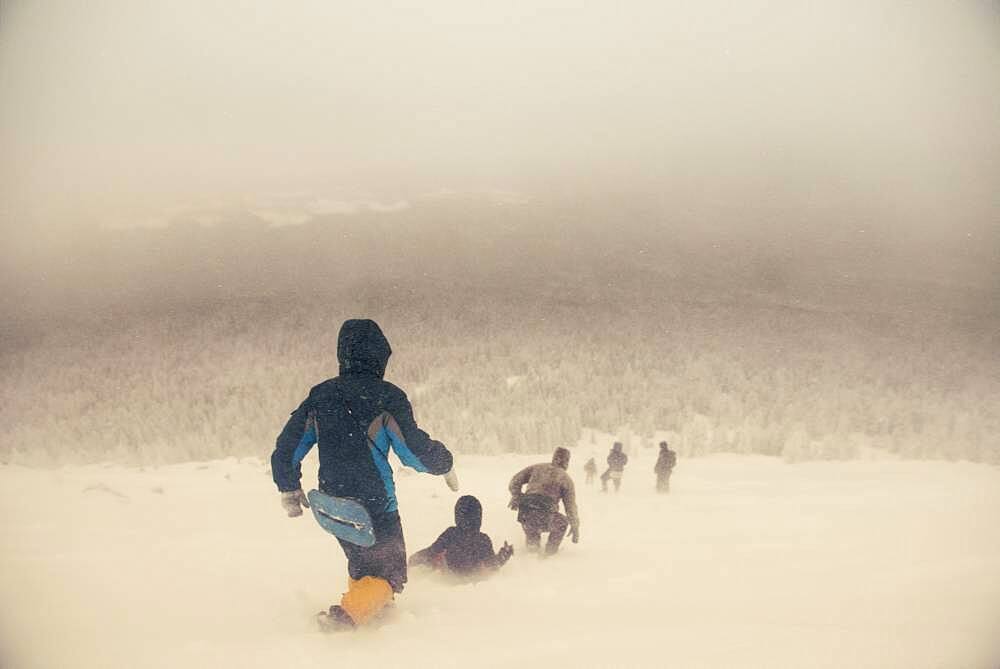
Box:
left=654, top=441, right=677, bottom=493
left=600, top=442, right=628, bottom=493
left=584, top=457, right=597, bottom=485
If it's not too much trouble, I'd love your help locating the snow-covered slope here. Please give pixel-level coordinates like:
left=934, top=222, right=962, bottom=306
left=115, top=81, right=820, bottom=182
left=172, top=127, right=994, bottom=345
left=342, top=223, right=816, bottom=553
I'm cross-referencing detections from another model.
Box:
left=1, top=454, right=998, bottom=668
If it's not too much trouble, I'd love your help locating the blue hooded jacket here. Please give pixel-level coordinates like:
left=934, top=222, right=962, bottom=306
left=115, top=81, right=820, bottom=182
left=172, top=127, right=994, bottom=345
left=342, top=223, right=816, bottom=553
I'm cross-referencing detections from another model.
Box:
left=271, top=319, right=453, bottom=518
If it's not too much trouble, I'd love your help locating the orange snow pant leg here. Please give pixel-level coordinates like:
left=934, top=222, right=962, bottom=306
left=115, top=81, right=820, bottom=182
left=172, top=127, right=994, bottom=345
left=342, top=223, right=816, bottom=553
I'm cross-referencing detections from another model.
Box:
left=333, top=509, right=407, bottom=625
left=340, top=576, right=394, bottom=625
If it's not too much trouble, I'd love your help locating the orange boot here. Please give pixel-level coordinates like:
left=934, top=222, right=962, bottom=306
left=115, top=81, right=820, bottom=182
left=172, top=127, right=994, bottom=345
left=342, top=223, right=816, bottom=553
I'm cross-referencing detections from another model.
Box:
left=339, top=576, right=394, bottom=626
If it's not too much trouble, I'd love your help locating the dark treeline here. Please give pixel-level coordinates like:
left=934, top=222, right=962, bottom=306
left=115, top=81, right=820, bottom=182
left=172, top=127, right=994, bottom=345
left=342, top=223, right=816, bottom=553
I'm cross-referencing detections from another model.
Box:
left=3, top=193, right=996, bottom=334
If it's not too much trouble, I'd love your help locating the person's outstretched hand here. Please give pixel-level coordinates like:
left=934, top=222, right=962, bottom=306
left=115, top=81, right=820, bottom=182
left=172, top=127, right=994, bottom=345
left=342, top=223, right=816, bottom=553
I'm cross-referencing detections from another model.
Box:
left=497, top=541, right=514, bottom=566
left=444, top=468, right=460, bottom=492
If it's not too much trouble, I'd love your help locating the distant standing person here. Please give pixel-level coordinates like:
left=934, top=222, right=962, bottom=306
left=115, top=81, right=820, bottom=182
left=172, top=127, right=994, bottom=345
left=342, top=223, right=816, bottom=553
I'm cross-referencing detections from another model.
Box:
left=601, top=441, right=628, bottom=493
left=508, top=447, right=580, bottom=555
left=584, top=457, right=597, bottom=485
left=654, top=441, right=677, bottom=493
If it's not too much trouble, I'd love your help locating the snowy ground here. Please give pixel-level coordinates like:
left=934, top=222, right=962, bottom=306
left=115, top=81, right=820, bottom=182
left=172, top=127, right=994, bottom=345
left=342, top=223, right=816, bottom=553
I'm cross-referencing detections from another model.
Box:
left=1, top=453, right=998, bottom=669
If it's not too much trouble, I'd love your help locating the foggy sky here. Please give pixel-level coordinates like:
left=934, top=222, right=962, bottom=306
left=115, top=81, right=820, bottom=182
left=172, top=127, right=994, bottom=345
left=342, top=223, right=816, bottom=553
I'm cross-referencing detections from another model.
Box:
left=1, top=0, right=998, bottom=236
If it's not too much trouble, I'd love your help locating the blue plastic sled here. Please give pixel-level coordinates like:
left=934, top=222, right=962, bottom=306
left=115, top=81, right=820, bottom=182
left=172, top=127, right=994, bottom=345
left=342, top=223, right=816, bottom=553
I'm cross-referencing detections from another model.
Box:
left=307, top=489, right=376, bottom=547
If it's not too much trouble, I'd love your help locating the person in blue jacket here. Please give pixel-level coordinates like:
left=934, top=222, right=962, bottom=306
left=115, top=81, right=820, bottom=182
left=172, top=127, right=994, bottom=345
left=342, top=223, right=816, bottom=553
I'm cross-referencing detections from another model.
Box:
left=271, top=318, right=457, bottom=629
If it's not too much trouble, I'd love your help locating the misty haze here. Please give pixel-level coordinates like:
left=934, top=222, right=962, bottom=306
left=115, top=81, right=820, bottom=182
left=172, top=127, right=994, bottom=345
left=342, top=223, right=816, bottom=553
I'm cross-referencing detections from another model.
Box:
left=1, top=2, right=998, bottom=668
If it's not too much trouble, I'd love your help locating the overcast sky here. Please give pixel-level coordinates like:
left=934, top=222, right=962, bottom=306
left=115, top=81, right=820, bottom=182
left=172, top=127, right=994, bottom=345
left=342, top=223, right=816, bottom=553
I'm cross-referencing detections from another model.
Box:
left=1, top=0, right=998, bottom=234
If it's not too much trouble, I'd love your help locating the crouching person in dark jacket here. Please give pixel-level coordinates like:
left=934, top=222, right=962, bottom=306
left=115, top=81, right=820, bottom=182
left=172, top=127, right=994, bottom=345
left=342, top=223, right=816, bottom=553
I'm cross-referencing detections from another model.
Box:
left=271, top=319, right=457, bottom=630
left=409, top=495, right=513, bottom=578
left=508, top=447, right=580, bottom=555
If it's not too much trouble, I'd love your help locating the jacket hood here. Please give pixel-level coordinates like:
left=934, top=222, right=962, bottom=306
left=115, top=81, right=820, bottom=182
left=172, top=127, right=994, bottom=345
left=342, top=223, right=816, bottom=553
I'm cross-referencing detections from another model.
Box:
left=454, top=495, right=482, bottom=531
left=551, top=447, right=571, bottom=470
left=337, top=319, right=392, bottom=377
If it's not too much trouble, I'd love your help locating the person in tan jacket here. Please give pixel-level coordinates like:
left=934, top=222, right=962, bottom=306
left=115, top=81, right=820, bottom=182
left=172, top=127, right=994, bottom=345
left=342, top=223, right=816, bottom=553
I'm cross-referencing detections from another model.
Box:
left=508, top=447, right=580, bottom=555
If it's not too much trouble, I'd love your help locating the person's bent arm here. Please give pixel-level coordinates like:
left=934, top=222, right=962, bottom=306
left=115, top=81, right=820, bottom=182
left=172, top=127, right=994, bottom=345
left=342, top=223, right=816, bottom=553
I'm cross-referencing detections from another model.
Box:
left=377, top=388, right=453, bottom=475
left=508, top=466, right=533, bottom=508
left=409, top=528, right=454, bottom=566
left=271, top=399, right=315, bottom=493
left=562, top=476, right=580, bottom=542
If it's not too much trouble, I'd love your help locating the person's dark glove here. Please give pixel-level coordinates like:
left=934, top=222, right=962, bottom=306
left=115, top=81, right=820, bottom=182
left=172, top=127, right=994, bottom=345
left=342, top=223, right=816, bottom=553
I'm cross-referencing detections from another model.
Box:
left=497, top=542, right=514, bottom=566
left=281, top=489, right=310, bottom=517
left=570, top=525, right=580, bottom=544
left=508, top=495, right=521, bottom=510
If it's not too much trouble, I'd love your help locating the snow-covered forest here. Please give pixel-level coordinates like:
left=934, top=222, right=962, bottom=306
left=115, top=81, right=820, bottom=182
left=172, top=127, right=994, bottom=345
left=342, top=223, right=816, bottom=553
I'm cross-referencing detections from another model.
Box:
left=2, top=201, right=997, bottom=466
